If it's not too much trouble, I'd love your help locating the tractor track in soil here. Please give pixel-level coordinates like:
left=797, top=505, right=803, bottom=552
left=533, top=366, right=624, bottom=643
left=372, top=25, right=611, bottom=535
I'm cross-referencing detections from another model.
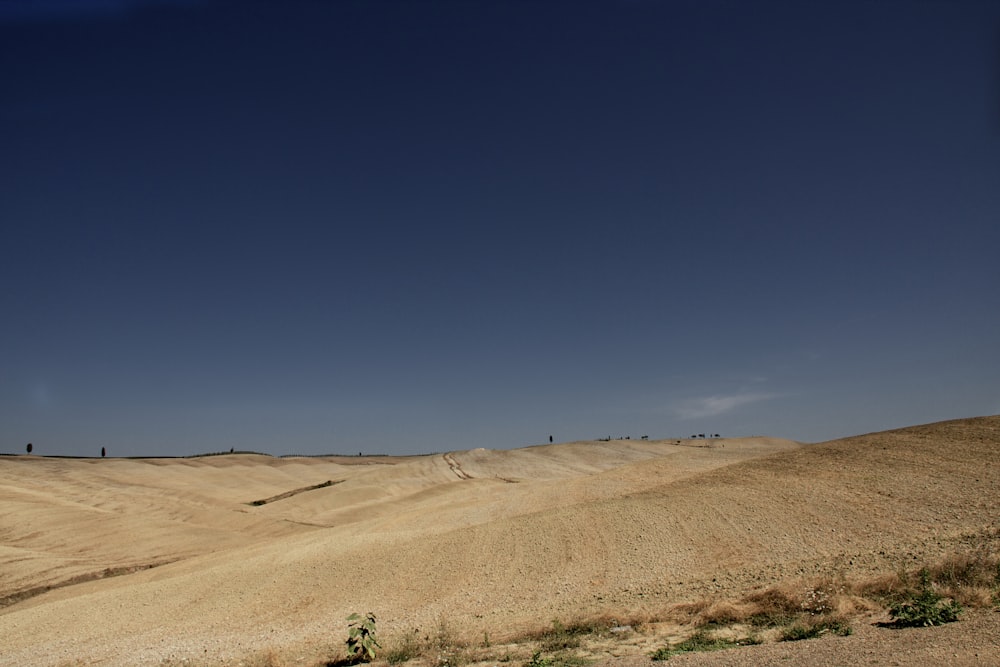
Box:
left=443, top=452, right=473, bottom=480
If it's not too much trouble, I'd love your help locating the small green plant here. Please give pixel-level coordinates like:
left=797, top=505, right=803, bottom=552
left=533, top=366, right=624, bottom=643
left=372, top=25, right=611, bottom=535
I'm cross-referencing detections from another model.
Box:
left=346, top=612, right=380, bottom=663
left=522, top=653, right=590, bottom=667
left=650, top=629, right=745, bottom=660
left=780, top=618, right=851, bottom=641
left=649, top=647, right=672, bottom=661
left=779, top=624, right=817, bottom=642
left=524, top=653, right=553, bottom=667
left=889, top=569, right=962, bottom=627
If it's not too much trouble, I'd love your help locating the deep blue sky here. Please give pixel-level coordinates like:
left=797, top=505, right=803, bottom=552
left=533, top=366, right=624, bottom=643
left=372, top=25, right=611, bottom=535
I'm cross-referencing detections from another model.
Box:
left=2, top=0, right=998, bottom=457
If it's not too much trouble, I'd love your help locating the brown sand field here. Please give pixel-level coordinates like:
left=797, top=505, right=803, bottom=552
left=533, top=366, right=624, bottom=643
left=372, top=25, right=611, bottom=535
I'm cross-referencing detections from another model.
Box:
left=1, top=416, right=998, bottom=666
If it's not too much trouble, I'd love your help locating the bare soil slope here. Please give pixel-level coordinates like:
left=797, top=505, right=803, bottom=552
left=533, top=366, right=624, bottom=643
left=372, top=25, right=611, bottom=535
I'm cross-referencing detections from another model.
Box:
left=0, top=417, right=997, bottom=666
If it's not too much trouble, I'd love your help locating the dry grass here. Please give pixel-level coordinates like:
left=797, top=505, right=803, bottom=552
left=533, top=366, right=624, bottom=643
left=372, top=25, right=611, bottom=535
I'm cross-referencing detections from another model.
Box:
left=385, top=629, right=424, bottom=665
left=425, top=618, right=473, bottom=667
left=639, top=542, right=1000, bottom=661
left=928, top=550, right=1000, bottom=607
left=853, top=571, right=906, bottom=600
left=662, top=598, right=710, bottom=622
left=697, top=600, right=748, bottom=626
left=741, top=584, right=804, bottom=626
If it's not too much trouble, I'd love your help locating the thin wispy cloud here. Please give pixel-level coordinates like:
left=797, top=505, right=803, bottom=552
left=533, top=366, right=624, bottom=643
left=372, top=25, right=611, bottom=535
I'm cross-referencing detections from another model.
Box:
left=671, top=392, right=780, bottom=420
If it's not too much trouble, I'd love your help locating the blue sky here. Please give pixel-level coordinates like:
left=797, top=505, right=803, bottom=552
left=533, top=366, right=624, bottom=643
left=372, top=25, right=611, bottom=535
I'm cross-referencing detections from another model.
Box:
left=2, top=0, right=998, bottom=457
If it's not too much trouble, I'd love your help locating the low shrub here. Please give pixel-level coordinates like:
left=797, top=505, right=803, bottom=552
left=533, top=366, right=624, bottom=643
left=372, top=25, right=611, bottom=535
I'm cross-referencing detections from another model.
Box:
left=889, top=569, right=961, bottom=627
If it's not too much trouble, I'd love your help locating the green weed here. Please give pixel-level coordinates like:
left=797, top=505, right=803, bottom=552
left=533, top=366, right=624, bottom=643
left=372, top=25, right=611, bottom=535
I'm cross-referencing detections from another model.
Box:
left=650, top=629, right=750, bottom=661
left=889, top=569, right=961, bottom=627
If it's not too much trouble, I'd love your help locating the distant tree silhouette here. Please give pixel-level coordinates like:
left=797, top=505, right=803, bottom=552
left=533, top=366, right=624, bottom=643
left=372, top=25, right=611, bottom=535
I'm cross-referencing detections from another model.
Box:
left=26, top=443, right=32, bottom=454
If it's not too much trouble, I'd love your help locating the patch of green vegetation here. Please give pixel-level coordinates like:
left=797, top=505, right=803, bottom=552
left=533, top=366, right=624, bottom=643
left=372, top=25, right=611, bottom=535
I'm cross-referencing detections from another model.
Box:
left=650, top=629, right=754, bottom=661
left=524, top=653, right=552, bottom=667
left=523, top=652, right=591, bottom=667
left=889, top=569, right=962, bottom=627
left=527, top=617, right=617, bottom=653
left=345, top=612, right=380, bottom=663
left=779, top=619, right=852, bottom=641
left=746, top=612, right=797, bottom=628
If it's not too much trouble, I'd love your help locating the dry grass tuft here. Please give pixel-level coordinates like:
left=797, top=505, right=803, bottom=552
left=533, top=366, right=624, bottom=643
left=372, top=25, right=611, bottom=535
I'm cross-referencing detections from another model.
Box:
left=928, top=550, right=1000, bottom=608
left=931, top=551, right=999, bottom=588
left=699, top=600, right=749, bottom=626
left=853, top=572, right=906, bottom=601
left=742, top=584, right=803, bottom=626
left=848, top=542, right=999, bottom=612
left=664, top=599, right=711, bottom=622
left=385, top=629, right=424, bottom=665
left=427, top=617, right=471, bottom=667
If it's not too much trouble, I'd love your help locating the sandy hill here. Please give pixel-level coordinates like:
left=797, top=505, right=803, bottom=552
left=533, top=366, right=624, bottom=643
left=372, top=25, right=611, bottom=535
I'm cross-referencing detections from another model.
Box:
left=0, top=418, right=997, bottom=666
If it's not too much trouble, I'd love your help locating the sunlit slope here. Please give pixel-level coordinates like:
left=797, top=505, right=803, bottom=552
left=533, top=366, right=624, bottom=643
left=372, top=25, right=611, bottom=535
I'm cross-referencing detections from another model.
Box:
left=1, top=418, right=996, bottom=666
left=0, top=454, right=383, bottom=600
left=0, top=438, right=795, bottom=606
left=256, top=437, right=801, bottom=533
left=0, top=437, right=798, bottom=664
